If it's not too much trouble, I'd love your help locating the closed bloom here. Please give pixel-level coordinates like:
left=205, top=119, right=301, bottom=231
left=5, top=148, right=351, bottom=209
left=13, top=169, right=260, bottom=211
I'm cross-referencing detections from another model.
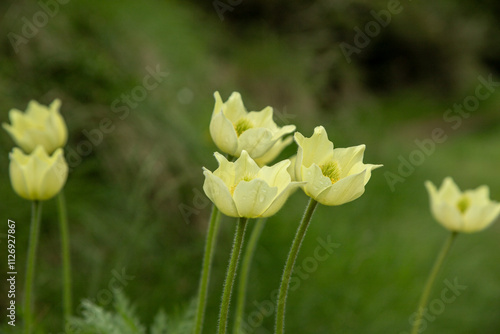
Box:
left=203, top=150, right=303, bottom=218
left=209, top=92, right=295, bottom=161
left=294, top=126, right=382, bottom=206
left=9, top=146, right=68, bottom=201
left=3, top=99, right=67, bottom=154
left=425, top=177, right=500, bottom=233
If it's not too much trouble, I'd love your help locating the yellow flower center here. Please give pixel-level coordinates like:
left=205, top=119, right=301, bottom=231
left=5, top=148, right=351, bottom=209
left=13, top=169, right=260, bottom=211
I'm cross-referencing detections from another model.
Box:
left=320, top=161, right=341, bottom=184
left=456, top=196, right=470, bottom=214
left=234, top=118, right=253, bottom=137
left=230, top=175, right=254, bottom=195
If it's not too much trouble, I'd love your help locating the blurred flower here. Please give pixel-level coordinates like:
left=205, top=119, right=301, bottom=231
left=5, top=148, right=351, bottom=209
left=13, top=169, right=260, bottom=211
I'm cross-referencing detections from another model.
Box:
left=3, top=99, right=67, bottom=154
left=9, top=146, right=68, bottom=201
left=425, top=177, right=500, bottom=233
left=203, top=150, right=303, bottom=218
left=293, top=126, right=382, bottom=206
left=209, top=92, right=295, bottom=160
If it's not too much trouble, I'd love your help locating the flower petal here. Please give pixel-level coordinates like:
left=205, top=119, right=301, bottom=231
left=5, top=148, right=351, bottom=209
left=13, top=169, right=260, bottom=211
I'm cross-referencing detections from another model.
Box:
left=9, top=149, right=31, bottom=200
left=294, top=126, right=333, bottom=168
left=315, top=170, right=367, bottom=206
left=463, top=202, right=500, bottom=233
left=203, top=169, right=239, bottom=217
left=271, top=124, right=296, bottom=141
left=332, top=145, right=366, bottom=177
left=465, top=185, right=490, bottom=206
left=257, top=159, right=291, bottom=192
left=223, top=92, right=247, bottom=122
left=301, top=163, right=332, bottom=199
left=233, top=179, right=278, bottom=218
left=213, top=152, right=235, bottom=188
left=236, top=127, right=274, bottom=158
left=234, top=150, right=261, bottom=180
left=209, top=110, right=239, bottom=156
left=432, top=203, right=464, bottom=231
left=246, top=107, right=274, bottom=128
left=254, top=135, right=294, bottom=167
left=37, top=149, right=68, bottom=200
left=261, top=182, right=304, bottom=217
left=439, top=177, right=462, bottom=205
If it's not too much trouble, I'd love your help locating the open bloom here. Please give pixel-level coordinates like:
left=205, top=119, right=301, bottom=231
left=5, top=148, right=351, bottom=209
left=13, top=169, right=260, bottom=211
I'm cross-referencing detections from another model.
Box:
left=209, top=92, right=295, bottom=161
left=294, top=126, right=382, bottom=206
left=9, top=146, right=68, bottom=201
left=425, top=177, right=500, bottom=233
left=202, top=150, right=303, bottom=218
left=3, top=99, right=67, bottom=154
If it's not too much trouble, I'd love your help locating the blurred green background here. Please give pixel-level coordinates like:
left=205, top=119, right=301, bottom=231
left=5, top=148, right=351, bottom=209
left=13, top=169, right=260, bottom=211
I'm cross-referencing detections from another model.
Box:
left=1, top=0, right=500, bottom=333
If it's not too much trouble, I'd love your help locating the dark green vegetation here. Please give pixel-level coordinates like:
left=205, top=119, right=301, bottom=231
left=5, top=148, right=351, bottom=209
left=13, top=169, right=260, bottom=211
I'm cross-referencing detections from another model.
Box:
left=1, top=0, right=499, bottom=333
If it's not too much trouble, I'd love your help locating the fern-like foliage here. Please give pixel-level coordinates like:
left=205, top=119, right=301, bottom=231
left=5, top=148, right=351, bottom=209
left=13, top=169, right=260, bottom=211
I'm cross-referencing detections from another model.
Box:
left=69, top=289, right=196, bottom=334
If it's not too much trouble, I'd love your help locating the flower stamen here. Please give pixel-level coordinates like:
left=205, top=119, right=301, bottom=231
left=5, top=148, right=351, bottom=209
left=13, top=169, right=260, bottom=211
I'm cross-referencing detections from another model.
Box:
left=456, top=196, right=470, bottom=214
left=230, top=175, right=254, bottom=194
left=234, top=118, right=253, bottom=137
left=320, top=161, right=341, bottom=184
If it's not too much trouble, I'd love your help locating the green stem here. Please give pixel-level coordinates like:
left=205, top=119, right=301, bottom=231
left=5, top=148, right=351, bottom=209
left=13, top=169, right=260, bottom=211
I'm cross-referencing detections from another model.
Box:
left=57, top=191, right=72, bottom=322
left=218, top=217, right=249, bottom=334
left=24, top=201, right=43, bottom=334
left=275, top=198, right=318, bottom=334
left=194, top=205, right=222, bottom=334
left=233, top=218, right=267, bottom=334
left=410, top=231, right=458, bottom=334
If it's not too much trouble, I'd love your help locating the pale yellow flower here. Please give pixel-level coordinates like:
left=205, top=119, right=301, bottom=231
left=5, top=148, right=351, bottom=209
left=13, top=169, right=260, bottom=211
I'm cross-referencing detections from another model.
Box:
left=202, top=150, right=303, bottom=218
left=3, top=99, right=67, bottom=154
left=209, top=92, right=295, bottom=160
left=293, top=126, right=382, bottom=206
left=9, top=146, right=68, bottom=201
left=425, top=177, right=500, bottom=233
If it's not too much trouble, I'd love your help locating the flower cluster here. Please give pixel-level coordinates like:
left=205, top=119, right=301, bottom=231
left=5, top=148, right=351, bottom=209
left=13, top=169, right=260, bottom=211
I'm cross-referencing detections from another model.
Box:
left=3, top=99, right=69, bottom=201
left=204, top=91, right=382, bottom=218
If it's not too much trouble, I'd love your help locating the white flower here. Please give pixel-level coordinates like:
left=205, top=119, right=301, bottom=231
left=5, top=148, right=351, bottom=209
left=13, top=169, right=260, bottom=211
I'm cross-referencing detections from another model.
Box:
left=3, top=99, right=67, bottom=154
left=203, top=151, right=303, bottom=218
left=425, top=177, right=500, bottom=233
left=294, top=126, right=382, bottom=206
left=209, top=92, right=295, bottom=160
left=9, top=146, right=68, bottom=201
